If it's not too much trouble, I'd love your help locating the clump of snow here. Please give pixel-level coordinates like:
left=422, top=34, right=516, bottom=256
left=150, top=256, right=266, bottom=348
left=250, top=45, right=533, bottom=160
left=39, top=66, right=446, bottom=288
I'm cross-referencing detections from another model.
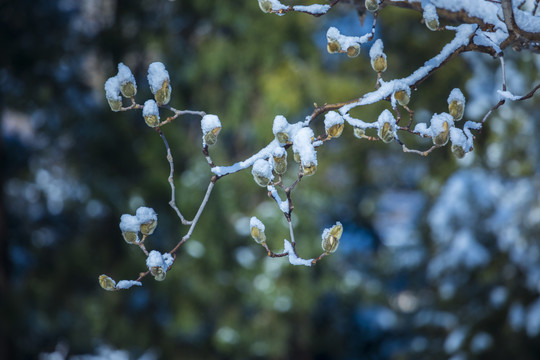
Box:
left=119, top=214, right=140, bottom=233
left=272, top=146, right=286, bottom=158
left=326, top=26, right=369, bottom=50
left=201, top=114, right=221, bottom=134
left=116, top=280, right=142, bottom=290
left=283, top=239, right=313, bottom=267
left=448, top=88, right=465, bottom=104
left=324, top=111, right=344, bottom=131
left=252, top=159, right=274, bottom=180
left=147, top=62, right=170, bottom=94
left=250, top=216, right=265, bottom=232
left=143, top=100, right=159, bottom=117
left=272, top=115, right=289, bottom=135
left=136, top=206, right=157, bottom=224
left=116, top=63, right=135, bottom=87
left=292, top=127, right=317, bottom=166
left=293, top=4, right=330, bottom=14
left=423, top=3, right=438, bottom=22
left=377, top=110, right=396, bottom=132
left=146, top=250, right=173, bottom=273
left=430, top=113, right=454, bottom=135
left=104, top=76, right=121, bottom=101
left=369, top=39, right=385, bottom=60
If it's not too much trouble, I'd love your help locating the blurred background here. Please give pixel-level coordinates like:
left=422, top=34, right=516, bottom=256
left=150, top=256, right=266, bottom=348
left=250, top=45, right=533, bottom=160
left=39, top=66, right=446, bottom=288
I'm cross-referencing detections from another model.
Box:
left=1, top=0, right=540, bottom=359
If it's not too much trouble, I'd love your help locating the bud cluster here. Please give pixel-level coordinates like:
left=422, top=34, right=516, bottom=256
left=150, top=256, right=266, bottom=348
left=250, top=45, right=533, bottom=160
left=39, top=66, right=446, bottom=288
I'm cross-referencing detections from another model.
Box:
left=119, top=207, right=158, bottom=245
left=146, top=250, right=174, bottom=281
left=326, top=27, right=361, bottom=58
left=104, top=63, right=137, bottom=112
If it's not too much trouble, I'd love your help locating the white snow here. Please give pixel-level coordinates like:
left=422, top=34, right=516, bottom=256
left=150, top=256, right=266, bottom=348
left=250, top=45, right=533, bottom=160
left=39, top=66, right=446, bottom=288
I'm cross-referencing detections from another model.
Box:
left=292, top=127, right=317, bottom=166
left=272, top=146, right=286, bottom=158
left=430, top=112, right=454, bottom=136
left=116, top=280, right=142, bottom=290
left=116, top=63, right=135, bottom=86
left=268, top=185, right=290, bottom=213
left=369, top=39, right=385, bottom=60
left=326, top=27, right=369, bottom=51
left=423, top=3, right=438, bottom=22
left=104, top=76, right=121, bottom=101
left=142, top=100, right=159, bottom=117
left=201, top=114, right=221, bottom=134
left=250, top=216, right=265, bottom=232
left=146, top=250, right=173, bottom=272
left=252, top=158, right=274, bottom=180
left=119, top=214, right=140, bottom=233
left=136, top=206, right=157, bottom=224
left=147, top=62, right=170, bottom=94
left=497, top=90, right=522, bottom=101
left=293, top=4, right=331, bottom=14
left=448, top=88, right=465, bottom=104
left=324, top=111, right=344, bottom=131
left=272, top=115, right=289, bottom=135
left=377, top=109, right=396, bottom=131
left=283, top=239, right=313, bottom=267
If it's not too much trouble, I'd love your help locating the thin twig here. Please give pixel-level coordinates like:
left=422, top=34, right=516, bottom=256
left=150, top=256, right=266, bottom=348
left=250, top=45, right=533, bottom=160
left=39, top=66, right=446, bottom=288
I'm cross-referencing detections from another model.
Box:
left=269, top=0, right=340, bottom=17
left=156, top=128, right=191, bottom=225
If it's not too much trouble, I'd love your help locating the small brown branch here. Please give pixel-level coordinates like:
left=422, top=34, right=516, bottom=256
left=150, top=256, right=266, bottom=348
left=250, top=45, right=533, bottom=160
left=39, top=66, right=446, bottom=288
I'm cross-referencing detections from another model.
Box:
left=120, top=98, right=143, bottom=111
left=202, top=145, right=215, bottom=168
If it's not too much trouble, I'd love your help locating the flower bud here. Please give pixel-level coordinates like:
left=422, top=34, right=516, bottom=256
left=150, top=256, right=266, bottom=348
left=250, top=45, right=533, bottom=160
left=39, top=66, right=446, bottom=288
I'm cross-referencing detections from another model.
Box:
left=326, top=27, right=341, bottom=54
left=272, top=115, right=290, bottom=144
left=136, top=207, right=158, bottom=236
left=448, top=88, right=466, bottom=121
left=146, top=250, right=173, bottom=281
left=250, top=217, right=266, bottom=244
left=450, top=127, right=469, bottom=159
left=369, top=39, right=387, bottom=73
left=201, top=114, right=222, bottom=146
left=302, top=162, right=317, bottom=176
left=117, top=63, right=137, bottom=98
left=99, top=275, right=116, bottom=291
left=377, top=109, right=397, bottom=143
left=365, top=0, right=379, bottom=12
left=324, top=111, right=344, bottom=139
left=119, top=214, right=140, bottom=244
left=433, top=121, right=450, bottom=145
left=143, top=100, right=160, bottom=128
left=394, top=89, right=410, bottom=106
left=423, top=4, right=439, bottom=31
left=347, top=44, right=360, bottom=58
left=150, top=266, right=166, bottom=281
left=353, top=127, right=365, bottom=139
left=258, top=0, right=273, bottom=13
left=105, top=77, right=122, bottom=112
left=451, top=144, right=466, bottom=159
left=272, top=147, right=287, bottom=175
left=147, top=62, right=171, bottom=105
left=293, top=151, right=301, bottom=163
left=430, top=113, right=454, bottom=146
left=372, top=55, right=387, bottom=72
left=321, top=222, right=343, bottom=253
left=252, top=159, right=274, bottom=187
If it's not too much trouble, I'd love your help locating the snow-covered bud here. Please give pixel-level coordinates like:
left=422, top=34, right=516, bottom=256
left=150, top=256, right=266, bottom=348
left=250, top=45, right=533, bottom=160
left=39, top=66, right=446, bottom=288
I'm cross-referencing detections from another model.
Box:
left=377, top=110, right=396, bottom=143
left=146, top=250, right=173, bottom=282
left=423, top=4, right=439, bottom=31
left=258, top=0, right=273, bottom=13
left=119, top=214, right=140, bottom=244
left=147, top=62, right=171, bottom=105
left=321, top=222, right=343, bottom=253
left=365, top=0, right=379, bottom=12
left=324, top=111, right=344, bottom=138
left=105, top=76, right=122, bottom=112
left=326, top=27, right=341, bottom=54
left=430, top=113, right=454, bottom=146
left=293, top=127, right=317, bottom=176
left=302, top=162, right=317, bottom=176
left=272, top=147, right=288, bottom=175
left=201, top=114, right=222, bottom=146
left=370, top=39, right=387, bottom=73
left=272, top=115, right=290, bottom=144
left=448, top=88, right=465, bottom=121
left=353, top=127, right=365, bottom=139
left=143, top=100, right=160, bottom=128
left=252, top=159, right=274, bottom=187
left=250, top=217, right=266, bottom=244
left=394, top=88, right=410, bottom=106
left=450, top=127, right=468, bottom=159
left=136, top=207, right=157, bottom=236
left=347, top=44, right=360, bottom=58
left=117, top=63, right=137, bottom=98
left=99, top=275, right=116, bottom=291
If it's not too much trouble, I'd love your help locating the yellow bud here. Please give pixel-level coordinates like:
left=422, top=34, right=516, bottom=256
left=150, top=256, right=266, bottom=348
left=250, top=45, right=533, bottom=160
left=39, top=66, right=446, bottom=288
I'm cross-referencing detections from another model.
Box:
left=365, top=0, right=379, bottom=12
left=120, top=82, right=137, bottom=98
left=155, top=81, right=171, bottom=105
left=258, top=0, right=272, bottom=13
left=449, top=100, right=464, bottom=121
left=379, top=122, right=394, bottom=143
left=276, top=131, right=289, bottom=144
left=122, top=231, right=139, bottom=244
left=353, top=127, right=365, bottom=139
left=150, top=266, right=166, bottom=281
left=99, top=275, right=116, bottom=291
left=321, top=223, right=342, bottom=253
left=432, top=121, right=450, bottom=146
left=372, top=55, right=387, bottom=73
left=253, top=174, right=271, bottom=187
left=302, top=163, right=317, bottom=176
left=426, top=18, right=439, bottom=31
left=327, top=39, right=341, bottom=54
left=394, top=90, right=410, bottom=106
left=250, top=226, right=266, bottom=244
left=204, top=126, right=221, bottom=146
left=144, top=114, right=159, bottom=128
left=452, top=144, right=466, bottom=159
left=108, top=99, right=122, bottom=112
left=347, top=44, right=360, bottom=58
left=326, top=123, right=344, bottom=139
left=273, top=155, right=287, bottom=175
left=293, top=151, right=301, bottom=163
left=140, top=220, right=157, bottom=236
